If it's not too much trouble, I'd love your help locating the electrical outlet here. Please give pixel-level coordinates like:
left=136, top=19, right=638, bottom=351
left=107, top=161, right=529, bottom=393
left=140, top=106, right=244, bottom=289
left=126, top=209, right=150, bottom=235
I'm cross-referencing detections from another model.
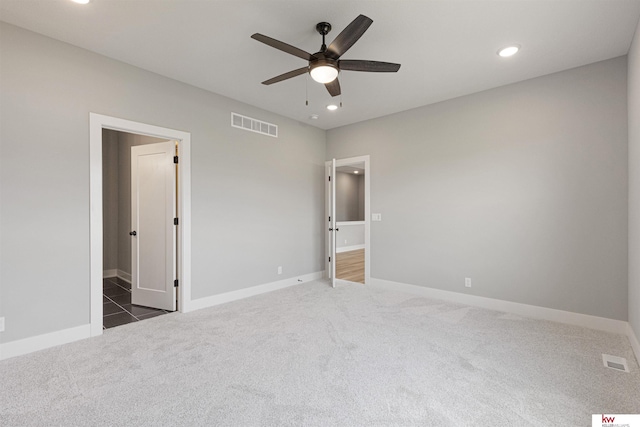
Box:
left=372, top=213, right=382, bottom=221
left=277, top=266, right=282, bottom=275
left=0, top=317, right=5, bottom=332
left=465, top=278, right=472, bottom=288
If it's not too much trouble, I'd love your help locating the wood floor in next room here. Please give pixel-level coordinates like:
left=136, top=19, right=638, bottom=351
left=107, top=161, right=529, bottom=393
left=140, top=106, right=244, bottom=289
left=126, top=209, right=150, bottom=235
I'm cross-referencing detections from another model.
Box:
left=102, top=277, right=169, bottom=329
left=336, top=248, right=365, bottom=283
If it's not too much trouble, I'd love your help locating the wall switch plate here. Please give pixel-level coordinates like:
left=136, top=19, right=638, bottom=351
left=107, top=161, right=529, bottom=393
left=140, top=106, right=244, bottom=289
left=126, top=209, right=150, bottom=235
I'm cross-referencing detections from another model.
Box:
left=372, top=213, right=382, bottom=221
left=465, top=278, right=472, bottom=288
left=0, top=317, right=5, bottom=332
left=277, top=266, right=282, bottom=275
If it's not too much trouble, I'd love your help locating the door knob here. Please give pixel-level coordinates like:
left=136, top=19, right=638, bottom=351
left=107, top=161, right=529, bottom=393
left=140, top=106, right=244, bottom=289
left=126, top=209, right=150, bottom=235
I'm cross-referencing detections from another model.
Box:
left=129, top=231, right=137, bottom=236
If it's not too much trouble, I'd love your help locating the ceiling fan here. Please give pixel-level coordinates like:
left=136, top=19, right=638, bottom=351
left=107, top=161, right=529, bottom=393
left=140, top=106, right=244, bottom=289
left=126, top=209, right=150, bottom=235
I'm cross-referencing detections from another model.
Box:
left=251, top=14, right=401, bottom=97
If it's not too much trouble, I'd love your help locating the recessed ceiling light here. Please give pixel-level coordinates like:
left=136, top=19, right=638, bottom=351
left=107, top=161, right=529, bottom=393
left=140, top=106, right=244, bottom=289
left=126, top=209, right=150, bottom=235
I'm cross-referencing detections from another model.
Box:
left=326, top=104, right=338, bottom=111
left=309, top=114, right=319, bottom=120
left=71, top=0, right=90, bottom=4
left=353, top=171, right=359, bottom=174
left=498, top=45, right=520, bottom=58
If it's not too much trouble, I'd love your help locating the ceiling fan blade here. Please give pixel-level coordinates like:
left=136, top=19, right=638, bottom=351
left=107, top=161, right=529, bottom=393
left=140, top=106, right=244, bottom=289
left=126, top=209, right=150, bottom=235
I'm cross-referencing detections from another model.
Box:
left=261, top=67, right=309, bottom=85
left=251, top=33, right=313, bottom=61
left=325, top=15, right=373, bottom=59
left=339, top=60, right=401, bottom=72
left=325, top=78, right=341, bottom=97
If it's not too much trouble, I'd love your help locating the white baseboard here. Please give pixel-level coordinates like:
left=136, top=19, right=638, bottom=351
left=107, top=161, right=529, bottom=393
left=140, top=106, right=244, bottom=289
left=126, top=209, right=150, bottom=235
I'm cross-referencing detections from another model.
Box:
left=103, top=269, right=117, bottom=278
left=628, top=323, right=640, bottom=365
left=369, top=278, right=628, bottom=335
left=0, top=324, right=91, bottom=361
left=104, top=269, right=131, bottom=283
left=117, top=270, right=131, bottom=283
left=336, top=244, right=365, bottom=253
left=186, top=271, right=324, bottom=312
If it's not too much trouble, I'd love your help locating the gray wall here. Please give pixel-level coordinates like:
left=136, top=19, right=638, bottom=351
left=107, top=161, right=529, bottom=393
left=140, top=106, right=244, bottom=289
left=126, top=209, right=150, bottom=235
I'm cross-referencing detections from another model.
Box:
left=101, top=129, right=168, bottom=276
left=628, top=18, right=640, bottom=339
left=102, top=129, right=119, bottom=271
left=327, top=57, right=629, bottom=321
left=336, top=172, right=363, bottom=222
left=0, top=23, right=326, bottom=344
left=335, top=224, right=365, bottom=250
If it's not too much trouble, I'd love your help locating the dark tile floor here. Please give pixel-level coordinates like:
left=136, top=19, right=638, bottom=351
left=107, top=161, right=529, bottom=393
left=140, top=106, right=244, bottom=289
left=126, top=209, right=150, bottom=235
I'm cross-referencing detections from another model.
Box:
left=103, top=277, right=170, bottom=329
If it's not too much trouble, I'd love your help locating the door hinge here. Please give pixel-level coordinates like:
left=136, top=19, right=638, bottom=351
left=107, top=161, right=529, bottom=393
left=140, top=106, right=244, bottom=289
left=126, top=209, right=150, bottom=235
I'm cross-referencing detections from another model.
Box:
left=329, top=256, right=331, bottom=262
left=174, top=279, right=179, bottom=287
left=328, top=216, right=331, bottom=222
left=173, top=156, right=179, bottom=164
left=174, top=217, right=179, bottom=225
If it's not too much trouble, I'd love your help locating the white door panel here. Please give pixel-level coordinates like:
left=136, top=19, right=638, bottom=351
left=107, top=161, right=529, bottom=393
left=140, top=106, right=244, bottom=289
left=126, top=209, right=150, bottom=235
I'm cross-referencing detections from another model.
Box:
left=131, top=141, right=176, bottom=311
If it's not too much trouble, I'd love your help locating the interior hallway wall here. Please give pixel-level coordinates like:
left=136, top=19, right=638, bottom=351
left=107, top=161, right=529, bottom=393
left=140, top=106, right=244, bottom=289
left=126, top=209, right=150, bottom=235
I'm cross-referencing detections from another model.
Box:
left=0, top=23, right=326, bottom=344
left=102, top=129, right=119, bottom=271
left=327, top=57, right=628, bottom=321
left=628, top=16, right=640, bottom=340
left=102, top=129, right=168, bottom=277
left=336, top=172, right=361, bottom=221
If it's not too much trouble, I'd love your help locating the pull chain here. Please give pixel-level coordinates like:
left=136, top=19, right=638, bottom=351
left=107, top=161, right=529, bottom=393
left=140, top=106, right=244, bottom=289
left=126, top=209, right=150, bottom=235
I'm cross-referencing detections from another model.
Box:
left=306, top=74, right=309, bottom=106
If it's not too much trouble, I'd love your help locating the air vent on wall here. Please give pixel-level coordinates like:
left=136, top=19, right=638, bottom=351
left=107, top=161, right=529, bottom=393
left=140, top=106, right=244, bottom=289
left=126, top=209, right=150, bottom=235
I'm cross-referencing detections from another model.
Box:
left=602, top=354, right=630, bottom=373
left=231, top=113, right=278, bottom=138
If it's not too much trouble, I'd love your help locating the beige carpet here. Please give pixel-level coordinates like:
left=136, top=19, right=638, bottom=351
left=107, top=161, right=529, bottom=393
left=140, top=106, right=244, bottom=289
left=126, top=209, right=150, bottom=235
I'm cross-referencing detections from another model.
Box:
left=1, top=280, right=638, bottom=426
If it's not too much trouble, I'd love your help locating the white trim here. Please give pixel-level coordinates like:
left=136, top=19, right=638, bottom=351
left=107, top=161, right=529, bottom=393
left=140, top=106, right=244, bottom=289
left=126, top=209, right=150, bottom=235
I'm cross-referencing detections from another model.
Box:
left=336, top=221, right=366, bottom=226
left=103, top=269, right=117, bottom=278
left=89, top=113, right=192, bottom=337
left=0, top=324, right=91, bottom=361
left=628, top=323, right=640, bottom=365
left=336, top=244, right=365, bottom=253
left=117, top=270, right=132, bottom=284
left=369, top=278, right=628, bottom=334
left=187, top=271, right=324, bottom=312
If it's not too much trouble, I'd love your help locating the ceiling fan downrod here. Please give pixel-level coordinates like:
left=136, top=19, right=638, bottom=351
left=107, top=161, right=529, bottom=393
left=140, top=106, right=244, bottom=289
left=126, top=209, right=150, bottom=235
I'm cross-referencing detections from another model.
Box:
left=316, top=22, right=331, bottom=52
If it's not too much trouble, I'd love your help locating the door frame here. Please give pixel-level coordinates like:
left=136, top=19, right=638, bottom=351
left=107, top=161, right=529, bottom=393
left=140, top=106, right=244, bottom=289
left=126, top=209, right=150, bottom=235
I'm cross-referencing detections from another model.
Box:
left=325, top=155, right=371, bottom=285
left=89, top=113, right=192, bottom=337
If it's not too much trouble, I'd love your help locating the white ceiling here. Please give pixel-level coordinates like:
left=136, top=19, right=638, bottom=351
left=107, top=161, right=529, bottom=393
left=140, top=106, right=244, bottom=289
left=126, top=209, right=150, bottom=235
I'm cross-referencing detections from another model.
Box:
left=2, top=1, right=640, bottom=130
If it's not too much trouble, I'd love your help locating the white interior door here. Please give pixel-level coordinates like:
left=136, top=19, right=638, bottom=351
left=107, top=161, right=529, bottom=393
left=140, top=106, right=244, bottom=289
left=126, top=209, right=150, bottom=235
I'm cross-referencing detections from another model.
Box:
left=330, top=158, right=337, bottom=287
left=131, top=141, right=176, bottom=311
left=325, top=155, right=371, bottom=286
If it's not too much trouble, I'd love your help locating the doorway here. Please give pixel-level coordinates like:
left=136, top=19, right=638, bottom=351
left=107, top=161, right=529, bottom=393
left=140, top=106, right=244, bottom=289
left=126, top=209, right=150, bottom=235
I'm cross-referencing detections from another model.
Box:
left=89, top=114, right=192, bottom=337
left=101, top=131, right=176, bottom=328
left=326, top=155, right=371, bottom=287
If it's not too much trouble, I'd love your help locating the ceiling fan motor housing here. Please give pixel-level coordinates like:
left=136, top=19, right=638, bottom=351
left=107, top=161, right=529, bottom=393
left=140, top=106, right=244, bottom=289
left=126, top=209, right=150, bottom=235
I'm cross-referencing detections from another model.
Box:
left=309, top=54, right=339, bottom=83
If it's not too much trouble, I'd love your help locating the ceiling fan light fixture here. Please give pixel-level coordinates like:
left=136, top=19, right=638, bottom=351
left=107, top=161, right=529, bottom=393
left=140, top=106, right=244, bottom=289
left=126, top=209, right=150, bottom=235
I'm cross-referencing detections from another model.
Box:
left=71, top=0, right=90, bottom=4
left=310, top=64, right=339, bottom=84
left=326, top=104, right=338, bottom=111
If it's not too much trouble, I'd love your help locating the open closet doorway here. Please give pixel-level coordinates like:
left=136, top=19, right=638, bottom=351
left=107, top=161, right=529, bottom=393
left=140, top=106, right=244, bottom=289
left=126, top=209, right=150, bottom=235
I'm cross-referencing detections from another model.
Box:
left=90, top=114, right=192, bottom=337
left=326, top=155, right=371, bottom=287
left=102, top=130, right=176, bottom=329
